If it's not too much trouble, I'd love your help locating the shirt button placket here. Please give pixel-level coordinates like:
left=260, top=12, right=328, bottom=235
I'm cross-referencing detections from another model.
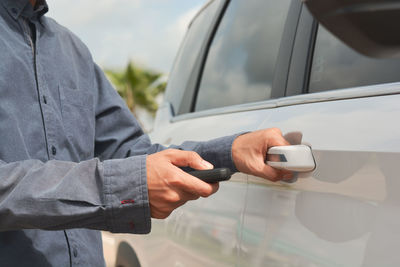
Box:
left=51, top=145, right=57, bottom=156
left=31, top=36, right=54, bottom=162
left=73, top=248, right=78, bottom=258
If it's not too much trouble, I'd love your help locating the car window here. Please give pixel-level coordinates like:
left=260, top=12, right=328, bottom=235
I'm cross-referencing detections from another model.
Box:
left=164, top=0, right=221, bottom=115
left=194, top=0, right=291, bottom=112
left=309, top=25, right=400, bottom=93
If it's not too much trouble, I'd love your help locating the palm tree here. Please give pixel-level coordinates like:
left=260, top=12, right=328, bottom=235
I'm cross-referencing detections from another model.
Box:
left=105, top=62, right=167, bottom=117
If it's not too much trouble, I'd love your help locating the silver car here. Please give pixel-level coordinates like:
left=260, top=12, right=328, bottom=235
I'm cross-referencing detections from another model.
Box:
left=103, top=0, right=400, bottom=266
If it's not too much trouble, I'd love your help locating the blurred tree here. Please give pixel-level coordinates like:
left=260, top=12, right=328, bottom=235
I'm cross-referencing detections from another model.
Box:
left=105, top=62, right=167, bottom=117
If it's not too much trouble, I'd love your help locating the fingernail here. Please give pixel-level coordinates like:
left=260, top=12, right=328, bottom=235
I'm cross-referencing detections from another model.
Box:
left=202, top=160, right=213, bottom=169
left=282, top=177, right=298, bottom=183
left=283, top=173, right=293, bottom=179
left=282, top=172, right=298, bottom=183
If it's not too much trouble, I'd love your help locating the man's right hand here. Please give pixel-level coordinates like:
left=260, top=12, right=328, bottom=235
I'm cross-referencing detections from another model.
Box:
left=146, top=149, right=219, bottom=219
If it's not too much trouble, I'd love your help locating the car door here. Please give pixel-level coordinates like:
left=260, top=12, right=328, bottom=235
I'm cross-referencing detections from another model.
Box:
left=147, top=0, right=296, bottom=266
left=109, top=1, right=400, bottom=266
left=239, top=6, right=400, bottom=267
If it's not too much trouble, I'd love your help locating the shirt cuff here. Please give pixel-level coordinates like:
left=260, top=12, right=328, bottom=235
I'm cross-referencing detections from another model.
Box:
left=102, top=155, right=151, bottom=234
left=201, top=132, right=247, bottom=173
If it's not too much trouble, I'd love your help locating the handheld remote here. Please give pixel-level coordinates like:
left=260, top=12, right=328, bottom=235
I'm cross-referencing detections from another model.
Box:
left=188, top=168, right=232, bottom=183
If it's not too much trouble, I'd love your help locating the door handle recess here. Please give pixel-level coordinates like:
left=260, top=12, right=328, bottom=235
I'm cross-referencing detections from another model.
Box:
left=266, top=145, right=316, bottom=172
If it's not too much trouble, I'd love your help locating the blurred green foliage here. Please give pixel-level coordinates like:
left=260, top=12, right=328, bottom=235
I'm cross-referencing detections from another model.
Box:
left=105, top=62, right=167, bottom=116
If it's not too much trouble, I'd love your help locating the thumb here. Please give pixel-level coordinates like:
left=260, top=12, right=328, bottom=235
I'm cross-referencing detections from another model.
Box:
left=168, top=150, right=214, bottom=170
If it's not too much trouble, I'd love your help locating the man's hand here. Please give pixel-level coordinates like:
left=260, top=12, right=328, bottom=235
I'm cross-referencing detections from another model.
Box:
left=146, top=149, right=219, bottom=219
left=232, top=128, right=293, bottom=182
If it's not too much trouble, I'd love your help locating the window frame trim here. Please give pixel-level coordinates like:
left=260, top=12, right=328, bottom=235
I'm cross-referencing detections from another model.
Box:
left=190, top=0, right=302, bottom=113
left=285, top=4, right=318, bottom=97
left=174, top=0, right=230, bottom=115
left=166, top=1, right=400, bottom=122
left=163, top=0, right=227, bottom=116
left=170, top=82, right=400, bottom=122
left=188, top=0, right=232, bottom=113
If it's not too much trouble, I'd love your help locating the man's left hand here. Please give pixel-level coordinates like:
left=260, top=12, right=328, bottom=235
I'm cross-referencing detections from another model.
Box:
left=232, top=128, right=294, bottom=182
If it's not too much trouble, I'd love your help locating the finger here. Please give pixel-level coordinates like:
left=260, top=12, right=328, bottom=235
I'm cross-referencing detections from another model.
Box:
left=179, top=170, right=219, bottom=197
left=209, top=182, right=219, bottom=195
left=255, top=162, right=293, bottom=182
left=281, top=170, right=295, bottom=180
left=156, top=184, right=214, bottom=218
left=167, top=150, right=214, bottom=170
left=171, top=168, right=219, bottom=197
left=282, top=172, right=298, bottom=183
left=267, top=131, right=291, bottom=147
left=178, top=190, right=201, bottom=202
left=149, top=190, right=189, bottom=219
left=263, top=130, right=291, bottom=159
left=165, top=189, right=201, bottom=205
left=150, top=206, right=172, bottom=219
left=269, top=127, right=282, bottom=135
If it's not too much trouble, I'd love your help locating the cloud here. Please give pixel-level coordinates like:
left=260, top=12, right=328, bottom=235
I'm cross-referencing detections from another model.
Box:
left=48, top=0, right=205, bottom=73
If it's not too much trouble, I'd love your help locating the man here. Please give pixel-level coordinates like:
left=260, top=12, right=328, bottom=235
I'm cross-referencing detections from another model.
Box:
left=0, top=0, right=292, bottom=266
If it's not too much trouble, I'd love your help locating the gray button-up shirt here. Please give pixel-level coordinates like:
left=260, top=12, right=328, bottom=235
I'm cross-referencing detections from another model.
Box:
left=0, top=0, right=238, bottom=266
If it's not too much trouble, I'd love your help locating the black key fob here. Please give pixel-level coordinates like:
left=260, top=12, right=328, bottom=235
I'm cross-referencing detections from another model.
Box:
left=189, top=168, right=232, bottom=183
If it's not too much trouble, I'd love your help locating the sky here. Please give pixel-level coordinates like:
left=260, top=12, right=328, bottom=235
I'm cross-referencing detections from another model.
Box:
left=48, top=0, right=207, bottom=73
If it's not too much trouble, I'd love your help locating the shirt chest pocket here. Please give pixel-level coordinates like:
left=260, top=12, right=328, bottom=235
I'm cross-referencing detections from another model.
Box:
left=59, top=86, right=95, bottom=159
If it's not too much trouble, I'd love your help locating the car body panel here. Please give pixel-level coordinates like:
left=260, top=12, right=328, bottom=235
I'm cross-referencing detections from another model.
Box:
left=105, top=88, right=400, bottom=267
left=239, top=91, right=400, bottom=266
left=103, top=0, right=400, bottom=265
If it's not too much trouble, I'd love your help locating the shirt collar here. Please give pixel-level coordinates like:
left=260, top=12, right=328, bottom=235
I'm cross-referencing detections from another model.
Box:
left=1, top=0, right=48, bottom=21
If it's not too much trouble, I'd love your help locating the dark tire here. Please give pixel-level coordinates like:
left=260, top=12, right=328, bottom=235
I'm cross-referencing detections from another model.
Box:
left=115, top=242, right=141, bottom=267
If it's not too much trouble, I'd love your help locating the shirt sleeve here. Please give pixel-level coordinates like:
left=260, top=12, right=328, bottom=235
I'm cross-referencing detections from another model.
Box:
left=92, top=63, right=240, bottom=172
left=0, top=156, right=151, bottom=234
left=91, top=63, right=242, bottom=233
left=0, top=63, right=240, bottom=235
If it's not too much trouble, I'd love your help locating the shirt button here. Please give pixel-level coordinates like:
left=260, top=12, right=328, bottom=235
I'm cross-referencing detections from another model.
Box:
left=11, top=8, right=18, bottom=15
left=73, top=248, right=78, bottom=257
left=51, top=146, right=57, bottom=155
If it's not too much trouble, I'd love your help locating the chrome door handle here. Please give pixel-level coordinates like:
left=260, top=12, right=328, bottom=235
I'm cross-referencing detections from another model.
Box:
left=266, top=145, right=316, bottom=172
